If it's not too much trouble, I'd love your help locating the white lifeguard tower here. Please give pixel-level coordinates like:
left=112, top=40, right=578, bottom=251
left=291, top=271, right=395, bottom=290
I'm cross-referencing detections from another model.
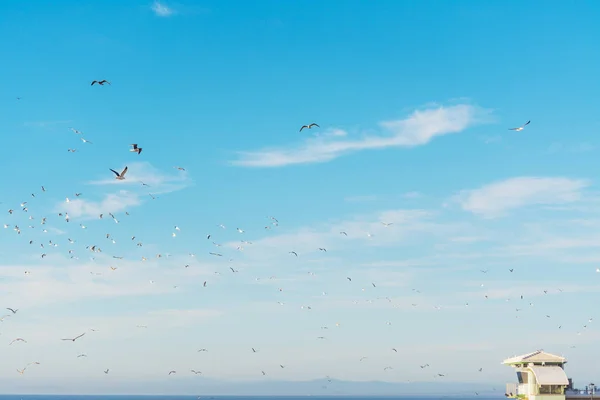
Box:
left=503, top=349, right=570, bottom=400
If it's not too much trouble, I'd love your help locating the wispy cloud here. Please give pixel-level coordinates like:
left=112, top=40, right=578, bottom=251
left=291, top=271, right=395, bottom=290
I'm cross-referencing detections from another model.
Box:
left=481, top=135, right=502, bottom=144
left=402, top=191, right=422, bottom=199
left=463, top=282, right=600, bottom=300
left=56, top=162, right=192, bottom=219
left=5, top=307, right=222, bottom=348
left=454, top=176, right=590, bottom=218
left=220, top=208, right=463, bottom=269
left=89, top=161, right=188, bottom=189
left=546, top=142, right=596, bottom=155
left=0, top=254, right=218, bottom=309
left=231, top=104, right=492, bottom=167
left=57, top=190, right=140, bottom=218
left=151, top=1, right=175, bottom=17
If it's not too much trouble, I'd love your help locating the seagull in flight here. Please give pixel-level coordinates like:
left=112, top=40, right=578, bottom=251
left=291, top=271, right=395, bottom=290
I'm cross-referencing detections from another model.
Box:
left=509, top=120, right=530, bottom=131
left=130, top=144, right=142, bottom=155
left=300, top=123, right=319, bottom=132
left=61, top=333, right=85, bottom=342
left=110, top=166, right=128, bottom=180
left=91, top=80, right=110, bottom=86
left=6, top=308, right=18, bottom=314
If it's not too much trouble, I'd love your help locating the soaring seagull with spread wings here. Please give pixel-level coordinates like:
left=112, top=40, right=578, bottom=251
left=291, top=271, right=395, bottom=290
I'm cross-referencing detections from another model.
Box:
left=110, top=166, right=128, bottom=180
left=509, top=120, right=530, bottom=131
left=300, top=123, right=319, bottom=132
left=61, top=333, right=85, bottom=342
left=91, top=80, right=110, bottom=86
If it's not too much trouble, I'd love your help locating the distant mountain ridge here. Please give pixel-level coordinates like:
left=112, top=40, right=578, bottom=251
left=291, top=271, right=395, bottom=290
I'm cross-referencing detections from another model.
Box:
left=0, top=377, right=500, bottom=396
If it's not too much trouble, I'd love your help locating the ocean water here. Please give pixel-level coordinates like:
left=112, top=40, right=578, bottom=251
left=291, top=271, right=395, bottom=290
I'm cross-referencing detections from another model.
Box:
left=0, top=396, right=502, bottom=400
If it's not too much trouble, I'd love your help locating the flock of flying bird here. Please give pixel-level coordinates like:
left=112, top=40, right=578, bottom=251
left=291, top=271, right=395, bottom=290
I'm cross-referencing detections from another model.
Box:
left=1, top=82, right=595, bottom=396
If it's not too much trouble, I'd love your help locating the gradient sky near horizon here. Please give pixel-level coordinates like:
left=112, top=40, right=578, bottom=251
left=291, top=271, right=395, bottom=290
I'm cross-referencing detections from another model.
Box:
left=1, top=0, right=600, bottom=394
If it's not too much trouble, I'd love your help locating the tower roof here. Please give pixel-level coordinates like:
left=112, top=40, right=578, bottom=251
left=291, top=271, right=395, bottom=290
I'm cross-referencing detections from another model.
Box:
left=502, top=349, right=566, bottom=365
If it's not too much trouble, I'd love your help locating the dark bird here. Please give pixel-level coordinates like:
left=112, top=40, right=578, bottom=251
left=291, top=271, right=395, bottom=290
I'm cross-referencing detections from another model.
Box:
left=91, top=80, right=110, bottom=86
left=289, top=251, right=298, bottom=257
left=130, top=144, right=142, bottom=155
left=61, top=333, right=85, bottom=342
left=6, top=308, right=18, bottom=314
left=110, top=166, right=128, bottom=180
left=300, top=123, right=319, bottom=132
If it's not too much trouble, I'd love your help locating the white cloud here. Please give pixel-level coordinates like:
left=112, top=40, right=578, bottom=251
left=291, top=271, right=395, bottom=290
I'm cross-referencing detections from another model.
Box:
left=482, top=135, right=502, bottom=144
left=0, top=254, right=218, bottom=309
left=231, top=104, right=491, bottom=167
left=147, top=308, right=222, bottom=327
left=402, top=191, right=422, bottom=199
left=546, top=142, right=596, bottom=154
left=448, top=235, right=486, bottom=243
left=455, top=176, right=590, bottom=218
left=21, top=309, right=225, bottom=345
left=219, top=208, right=465, bottom=272
left=151, top=1, right=175, bottom=17
left=463, top=282, right=600, bottom=301
left=89, top=161, right=188, bottom=189
left=56, top=162, right=191, bottom=219
left=57, top=190, right=140, bottom=219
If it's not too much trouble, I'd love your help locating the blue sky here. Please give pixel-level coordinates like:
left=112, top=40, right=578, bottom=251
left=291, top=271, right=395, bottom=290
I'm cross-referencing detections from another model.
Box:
left=1, top=0, right=600, bottom=395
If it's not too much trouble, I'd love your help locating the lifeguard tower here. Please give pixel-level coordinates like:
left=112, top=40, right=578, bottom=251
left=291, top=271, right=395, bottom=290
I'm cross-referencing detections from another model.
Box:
left=503, top=349, right=570, bottom=400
